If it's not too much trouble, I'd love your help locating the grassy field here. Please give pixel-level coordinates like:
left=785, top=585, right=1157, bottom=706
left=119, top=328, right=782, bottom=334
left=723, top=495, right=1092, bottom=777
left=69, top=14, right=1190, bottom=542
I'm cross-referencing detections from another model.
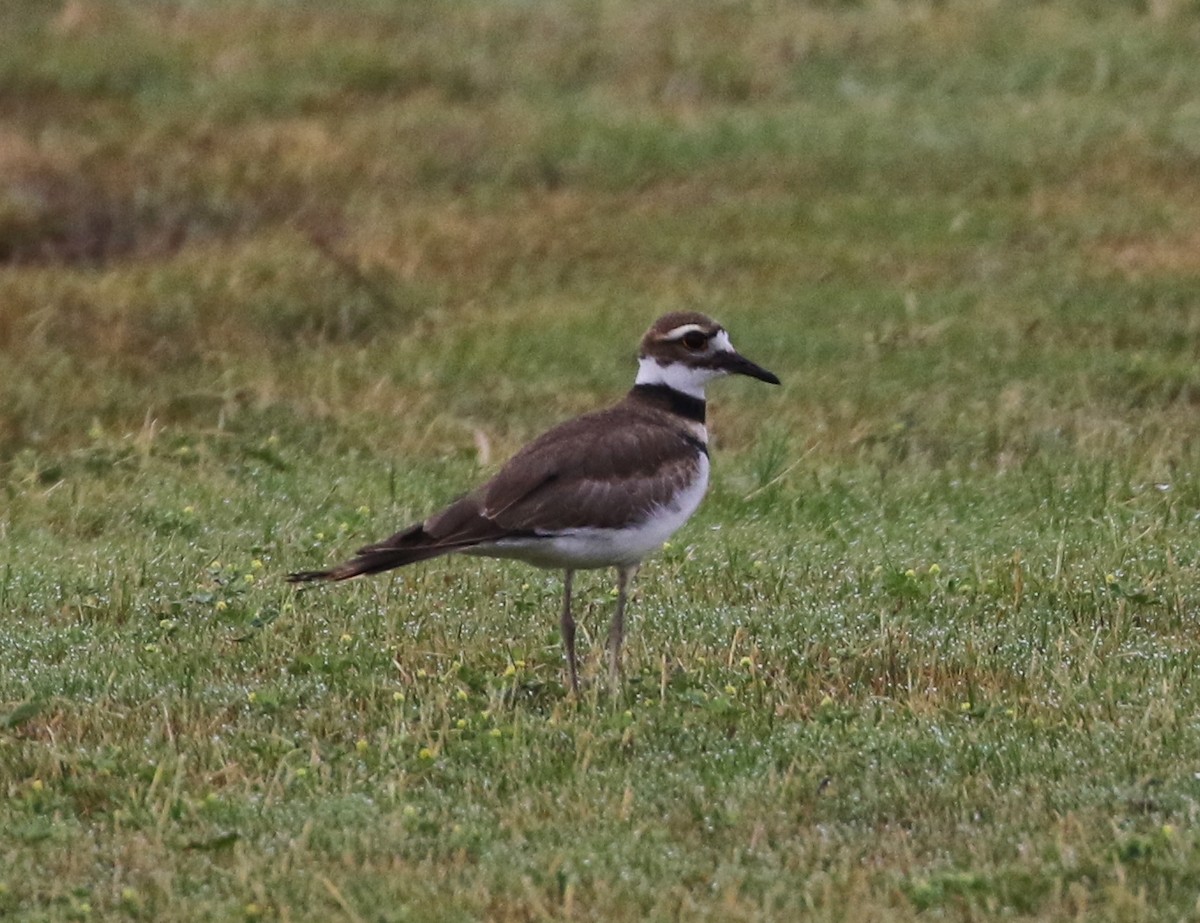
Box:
left=3, top=0, right=1200, bottom=919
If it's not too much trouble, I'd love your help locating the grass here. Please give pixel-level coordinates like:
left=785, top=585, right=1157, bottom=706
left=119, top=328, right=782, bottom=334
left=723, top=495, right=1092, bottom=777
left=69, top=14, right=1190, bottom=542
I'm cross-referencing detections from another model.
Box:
left=2, top=0, right=1200, bottom=919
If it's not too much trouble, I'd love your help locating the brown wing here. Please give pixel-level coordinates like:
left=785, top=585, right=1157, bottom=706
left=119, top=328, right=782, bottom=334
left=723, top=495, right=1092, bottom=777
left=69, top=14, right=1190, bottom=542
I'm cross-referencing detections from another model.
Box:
left=288, top=400, right=703, bottom=582
left=475, top=404, right=703, bottom=533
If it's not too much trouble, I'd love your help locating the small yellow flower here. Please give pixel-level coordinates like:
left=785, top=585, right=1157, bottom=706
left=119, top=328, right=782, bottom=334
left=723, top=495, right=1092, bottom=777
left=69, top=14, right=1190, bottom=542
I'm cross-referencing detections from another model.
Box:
left=244, top=903, right=263, bottom=919
left=418, top=747, right=434, bottom=760
left=31, top=779, right=43, bottom=792
left=960, top=702, right=972, bottom=712
left=1162, top=824, right=1176, bottom=838
left=904, top=568, right=917, bottom=579
left=393, top=692, right=406, bottom=703
left=339, top=633, right=352, bottom=643
left=929, top=563, right=941, bottom=576
left=455, top=689, right=468, bottom=701
left=820, top=695, right=834, bottom=708
left=416, top=668, right=429, bottom=678
left=210, top=559, right=222, bottom=569
left=356, top=739, right=369, bottom=753
left=182, top=505, right=195, bottom=515
left=251, top=559, right=264, bottom=570
left=1105, top=573, right=1117, bottom=585
left=455, top=718, right=468, bottom=729
left=489, top=728, right=502, bottom=738
left=357, top=505, right=370, bottom=515
left=294, top=767, right=307, bottom=777
left=724, top=684, right=737, bottom=695
left=243, top=573, right=255, bottom=584
left=215, top=600, right=228, bottom=611
left=503, top=664, right=517, bottom=677
left=247, top=691, right=257, bottom=703
left=514, top=660, right=526, bottom=669
left=143, top=643, right=159, bottom=653
left=739, top=656, right=753, bottom=668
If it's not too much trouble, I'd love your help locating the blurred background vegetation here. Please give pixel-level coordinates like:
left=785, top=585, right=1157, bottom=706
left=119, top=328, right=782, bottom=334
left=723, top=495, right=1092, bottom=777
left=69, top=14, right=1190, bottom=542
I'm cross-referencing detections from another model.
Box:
left=2, top=0, right=1197, bottom=475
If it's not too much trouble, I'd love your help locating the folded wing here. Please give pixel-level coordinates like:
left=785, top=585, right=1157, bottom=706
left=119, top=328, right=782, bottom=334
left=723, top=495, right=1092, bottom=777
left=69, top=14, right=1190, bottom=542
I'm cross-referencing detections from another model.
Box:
left=288, top=403, right=700, bottom=582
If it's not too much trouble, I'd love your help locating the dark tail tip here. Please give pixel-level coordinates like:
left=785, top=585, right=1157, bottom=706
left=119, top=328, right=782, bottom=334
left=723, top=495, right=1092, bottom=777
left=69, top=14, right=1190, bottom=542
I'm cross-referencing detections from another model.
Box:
left=287, top=570, right=332, bottom=583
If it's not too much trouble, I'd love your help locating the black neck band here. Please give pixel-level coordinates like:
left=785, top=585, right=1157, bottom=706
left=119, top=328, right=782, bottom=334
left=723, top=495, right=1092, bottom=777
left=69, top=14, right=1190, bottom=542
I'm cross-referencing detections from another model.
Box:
left=632, top=383, right=707, bottom=424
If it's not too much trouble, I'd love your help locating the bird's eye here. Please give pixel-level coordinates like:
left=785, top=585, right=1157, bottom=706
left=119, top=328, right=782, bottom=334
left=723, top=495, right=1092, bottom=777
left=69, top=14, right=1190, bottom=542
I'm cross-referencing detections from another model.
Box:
left=680, top=331, right=708, bottom=350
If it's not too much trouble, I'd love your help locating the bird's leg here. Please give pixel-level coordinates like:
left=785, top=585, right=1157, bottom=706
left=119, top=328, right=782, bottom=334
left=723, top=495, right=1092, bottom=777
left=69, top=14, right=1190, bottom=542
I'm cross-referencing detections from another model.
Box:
left=607, top=565, right=638, bottom=690
left=560, top=569, right=578, bottom=694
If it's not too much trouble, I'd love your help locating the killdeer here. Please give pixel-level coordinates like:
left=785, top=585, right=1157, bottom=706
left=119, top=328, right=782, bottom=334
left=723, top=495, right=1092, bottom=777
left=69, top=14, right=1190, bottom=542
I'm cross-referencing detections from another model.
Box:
left=289, top=311, right=780, bottom=693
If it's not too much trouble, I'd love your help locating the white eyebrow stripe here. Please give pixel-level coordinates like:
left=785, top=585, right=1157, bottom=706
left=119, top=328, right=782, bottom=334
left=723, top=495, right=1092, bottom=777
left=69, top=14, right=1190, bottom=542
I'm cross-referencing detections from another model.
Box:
left=662, top=323, right=709, bottom=341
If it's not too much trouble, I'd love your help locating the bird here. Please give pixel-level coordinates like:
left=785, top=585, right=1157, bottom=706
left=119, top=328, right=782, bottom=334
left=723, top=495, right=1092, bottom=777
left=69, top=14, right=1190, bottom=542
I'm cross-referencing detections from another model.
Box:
left=288, top=311, right=780, bottom=693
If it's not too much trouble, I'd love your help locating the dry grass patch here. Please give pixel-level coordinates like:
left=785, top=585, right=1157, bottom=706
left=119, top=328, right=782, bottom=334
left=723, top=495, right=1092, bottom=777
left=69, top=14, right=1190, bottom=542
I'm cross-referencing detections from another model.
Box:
left=1091, top=228, right=1200, bottom=279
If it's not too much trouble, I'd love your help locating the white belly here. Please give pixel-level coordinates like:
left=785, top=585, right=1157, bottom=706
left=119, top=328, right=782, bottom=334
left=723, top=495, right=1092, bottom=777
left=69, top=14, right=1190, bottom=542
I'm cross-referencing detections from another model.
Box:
left=471, top=454, right=710, bottom=570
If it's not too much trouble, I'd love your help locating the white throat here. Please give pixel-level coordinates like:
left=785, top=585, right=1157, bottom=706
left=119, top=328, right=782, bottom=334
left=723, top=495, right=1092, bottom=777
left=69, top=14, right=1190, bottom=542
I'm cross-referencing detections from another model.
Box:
left=635, top=356, right=718, bottom=399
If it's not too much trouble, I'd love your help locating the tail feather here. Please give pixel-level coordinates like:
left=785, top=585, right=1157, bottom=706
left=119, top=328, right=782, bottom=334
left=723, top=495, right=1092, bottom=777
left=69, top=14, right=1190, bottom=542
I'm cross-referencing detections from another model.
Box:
left=287, top=547, right=447, bottom=583
left=287, top=523, right=472, bottom=584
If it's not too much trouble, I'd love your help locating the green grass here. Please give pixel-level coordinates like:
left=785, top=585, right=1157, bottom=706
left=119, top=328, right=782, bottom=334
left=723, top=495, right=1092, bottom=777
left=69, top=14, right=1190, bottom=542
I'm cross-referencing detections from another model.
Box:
left=3, top=0, right=1200, bottom=919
